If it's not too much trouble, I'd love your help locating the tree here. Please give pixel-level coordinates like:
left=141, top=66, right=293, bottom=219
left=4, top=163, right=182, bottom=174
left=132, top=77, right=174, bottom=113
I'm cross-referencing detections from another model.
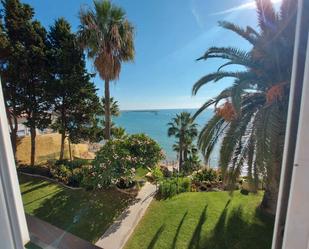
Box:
left=1, top=0, right=51, bottom=166
left=0, top=0, right=35, bottom=156
left=0, top=12, right=21, bottom=156
left=78, top=0, right=135, bottom=140
left=168, top=112, right=198, bottom=171
left=100, top=97, right=122, bottom=137
left=101, top=97, right=120, bottom=117
left=192, top=0, right=297, bottom=214
left=48, top=18, right=100, bottom=161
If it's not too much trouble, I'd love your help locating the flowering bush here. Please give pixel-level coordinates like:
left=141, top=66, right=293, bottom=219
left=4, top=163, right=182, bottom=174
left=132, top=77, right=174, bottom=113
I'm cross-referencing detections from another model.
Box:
left=88, top=134, right=165, bottom=189
left=192, top=168, right=220, bottom=183
left=127, top=134, right=165, bottom=168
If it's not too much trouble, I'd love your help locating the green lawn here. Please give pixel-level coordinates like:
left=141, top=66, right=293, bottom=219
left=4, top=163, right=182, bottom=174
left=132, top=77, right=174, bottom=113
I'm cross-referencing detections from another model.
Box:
left=19, top=174, right=134, bottom=242
left=125, top=191, right=274, bottom=249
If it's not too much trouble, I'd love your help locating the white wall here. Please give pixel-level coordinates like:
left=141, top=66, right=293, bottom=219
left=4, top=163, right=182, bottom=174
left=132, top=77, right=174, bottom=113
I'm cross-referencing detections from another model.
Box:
left=0, top=81, right=29, bottom=248
left=282, top=33, right=309, bottom=249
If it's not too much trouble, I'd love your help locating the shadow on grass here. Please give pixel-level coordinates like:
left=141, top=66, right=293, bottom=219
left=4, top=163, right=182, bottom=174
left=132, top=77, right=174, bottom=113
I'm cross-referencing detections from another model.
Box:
left=171, top=211, right=188, bottom=249
left=188, top=205, right=208, bottom=249
left=200, top=203, right=274, bottom=249
left=30, top=187, right=134, bottom=242
left=24, top=190, right=61, bottom=206
left=21, top=182, right=52, bottom=195
left=147, top=225, right=166, bottom=249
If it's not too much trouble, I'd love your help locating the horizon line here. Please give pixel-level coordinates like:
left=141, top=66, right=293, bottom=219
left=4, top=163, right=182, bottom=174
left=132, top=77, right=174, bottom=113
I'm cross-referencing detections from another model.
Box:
left=120, top=107, right=214, bottom=112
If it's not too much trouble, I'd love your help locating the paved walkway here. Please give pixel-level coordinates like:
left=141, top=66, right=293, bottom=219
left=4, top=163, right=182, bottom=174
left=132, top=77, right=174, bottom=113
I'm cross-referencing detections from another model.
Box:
left=26, top=214, right=101, bottom=249
left=95, top=182, right=157, bottom=249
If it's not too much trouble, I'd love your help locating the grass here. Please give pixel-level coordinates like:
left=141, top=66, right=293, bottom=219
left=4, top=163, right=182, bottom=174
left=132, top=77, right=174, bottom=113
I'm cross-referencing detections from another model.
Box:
left=19, top=174, right=134, bottom=242
left=124, top=191, right=274, bottom=249
left=25, top=242, right=42, bottom=249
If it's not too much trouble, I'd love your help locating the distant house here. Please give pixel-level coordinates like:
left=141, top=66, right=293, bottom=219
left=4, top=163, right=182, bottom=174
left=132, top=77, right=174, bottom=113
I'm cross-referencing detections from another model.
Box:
left=12, top=113, right=57, bottom=137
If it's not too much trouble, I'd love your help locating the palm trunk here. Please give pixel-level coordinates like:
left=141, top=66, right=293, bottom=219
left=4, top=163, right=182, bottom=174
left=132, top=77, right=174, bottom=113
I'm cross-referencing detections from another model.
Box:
left=59, top=131, right=66, bottom=161
left=104, top=79, right=111, bottom=140
left=260, top=160, right=281, bottom=215
left=184, top=147, right=188, bottom=162
left=30, top=125, right=36, bottom=166
left=68, top=138, right=72, bottom=161
left=179, top=137, right=183, bottom=172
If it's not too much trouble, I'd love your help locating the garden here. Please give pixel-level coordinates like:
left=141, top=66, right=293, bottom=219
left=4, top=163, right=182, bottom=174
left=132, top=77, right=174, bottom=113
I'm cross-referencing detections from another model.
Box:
left=18, top=133, right=164, bottom=242
left=124, top=191, right=274, bottom=249
left=18, top=133, right=164, bottom=191
left=19, top=173, right=133, bottom=242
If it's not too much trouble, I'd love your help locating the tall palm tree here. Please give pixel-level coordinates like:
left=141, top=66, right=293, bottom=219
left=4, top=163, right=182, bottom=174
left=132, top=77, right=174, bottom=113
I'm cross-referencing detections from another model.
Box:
left=192, top=0, right=297, bottom=215
left=78, top=0, right=134, bottom=140
left=168, top=112, right=198, bottom=170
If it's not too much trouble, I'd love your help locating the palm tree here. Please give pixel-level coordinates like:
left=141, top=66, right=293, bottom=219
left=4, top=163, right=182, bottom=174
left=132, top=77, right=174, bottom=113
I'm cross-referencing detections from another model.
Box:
left=192, top=0, right=297, bottom=215
left=101, top=97, right=120, bottom=117
left=78, top=0, right=134, bottom=140
left=168, top=112, right=198, bottom=171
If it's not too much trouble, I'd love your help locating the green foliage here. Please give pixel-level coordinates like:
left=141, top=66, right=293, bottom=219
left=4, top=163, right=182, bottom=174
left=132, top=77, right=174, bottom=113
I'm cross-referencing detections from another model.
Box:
left=111, top=126, right=127, bottom=139
left=101, top=97, right=120, bottom=117
left=55, top=159, right=90, bottom=169
left=151, top=166, right=163, bottom=183
left=167, top=112, right=198, bottom=171
left=78, top=0, right=135, bottom=139
left=48, top=159, right=90, bottom=187
left=192, top=0, right=297, bottom=213
left=192, top=168, right=220, bottom=183
left=127, top=134, right=165, bottom=168
left=182, top=153, right=201, bottom=174
left=158, top=177, right=191, bottom=199
left=48, top=18, right=101, bottom=158
left=89, top=134, right=164, bottom=189
left=0, top=0, right=51, bottom=165
left=78, top=0, right=135, bottom=81
left=91, top=139, right=134, bottom=188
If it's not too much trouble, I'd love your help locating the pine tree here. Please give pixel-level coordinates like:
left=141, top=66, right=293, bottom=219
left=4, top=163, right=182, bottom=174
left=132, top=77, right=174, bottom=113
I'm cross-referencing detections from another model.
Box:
left=48, top=18, right=100, bottom=160
left=1, top=0, right=51, bottom=165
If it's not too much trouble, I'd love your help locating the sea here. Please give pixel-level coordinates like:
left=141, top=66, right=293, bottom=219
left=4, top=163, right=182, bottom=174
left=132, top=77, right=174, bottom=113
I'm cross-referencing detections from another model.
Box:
left=114, top=108, right=220, bottom=167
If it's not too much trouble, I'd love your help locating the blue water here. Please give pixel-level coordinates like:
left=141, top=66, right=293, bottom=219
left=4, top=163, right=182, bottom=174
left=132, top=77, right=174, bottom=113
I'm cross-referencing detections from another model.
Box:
left=114, top=108, right=219, bottom=166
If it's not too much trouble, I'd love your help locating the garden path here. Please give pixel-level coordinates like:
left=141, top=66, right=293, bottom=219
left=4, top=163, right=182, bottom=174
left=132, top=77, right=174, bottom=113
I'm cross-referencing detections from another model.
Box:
left=95, top=182, right=157, bottom=249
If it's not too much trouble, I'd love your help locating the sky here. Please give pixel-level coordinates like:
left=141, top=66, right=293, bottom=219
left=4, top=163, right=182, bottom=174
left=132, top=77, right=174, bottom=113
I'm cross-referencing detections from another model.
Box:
left=22, top=0, right=281, bottom=110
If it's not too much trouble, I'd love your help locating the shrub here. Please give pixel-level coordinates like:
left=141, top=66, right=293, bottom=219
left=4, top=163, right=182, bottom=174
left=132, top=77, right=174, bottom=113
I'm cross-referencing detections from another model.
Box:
left=182, top=154, right=201, bottom=175
left=158, top=177, right=191, bottom=199
left=151, top=166, right=164, bottom=183
left=240, top=189, right=249, bottom=195
left=90, top=134, right=165, bottom=189
left=91, top=139, right=134, bottom=189
left=127, top=134, right=165, bottom=168
left=55, top=159, right=90, bottom=170
left=49, top=159, right=90, bottom=187
left=112, top=126, right=127, bottom=139
left=52, top=164, right=72, bottom=184
left=192, top=168, right=219, bottom=183
left=179, top=177, right=191, bottom=193
left=18, top=165, right=52, bottom=177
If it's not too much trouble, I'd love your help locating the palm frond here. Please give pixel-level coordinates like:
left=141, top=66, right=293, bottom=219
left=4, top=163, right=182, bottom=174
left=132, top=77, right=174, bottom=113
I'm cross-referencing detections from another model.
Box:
left=192, top=71, right=248, bottom=95
left=256, top=0, right=278, bottom=33
left=219, top=21, right=259, bottom=45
